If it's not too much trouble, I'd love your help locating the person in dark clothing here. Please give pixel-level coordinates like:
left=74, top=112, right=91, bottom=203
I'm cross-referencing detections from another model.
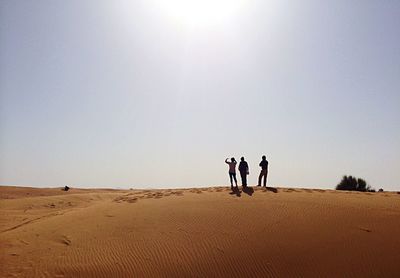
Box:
left=238, top=157, right=249, bottom=187
left=258, top=155, right=269, bottom=187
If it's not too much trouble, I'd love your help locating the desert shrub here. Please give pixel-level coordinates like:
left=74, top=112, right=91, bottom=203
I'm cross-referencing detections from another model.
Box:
left=357, top=178, right=367, bottom=191
left=336, top=176, right=374, bottom=192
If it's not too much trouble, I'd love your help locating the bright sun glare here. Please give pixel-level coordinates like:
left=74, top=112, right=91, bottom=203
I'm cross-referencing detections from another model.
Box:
left=155, top=0, right=245, bottom=26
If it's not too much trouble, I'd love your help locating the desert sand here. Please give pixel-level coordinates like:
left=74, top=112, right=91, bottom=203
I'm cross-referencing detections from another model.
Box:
left=1, top=185, right=399, bottom=277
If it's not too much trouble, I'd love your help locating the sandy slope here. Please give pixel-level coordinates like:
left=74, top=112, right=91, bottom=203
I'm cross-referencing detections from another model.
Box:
left=1, top=186, right=399, bottom=277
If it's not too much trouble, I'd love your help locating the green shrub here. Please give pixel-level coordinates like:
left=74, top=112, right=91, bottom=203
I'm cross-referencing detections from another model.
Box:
left=336, top=175, right=374, bottom=192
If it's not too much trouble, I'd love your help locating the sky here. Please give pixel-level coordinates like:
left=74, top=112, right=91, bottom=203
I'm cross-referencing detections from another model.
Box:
left=0, top=0, right=399, bottom=190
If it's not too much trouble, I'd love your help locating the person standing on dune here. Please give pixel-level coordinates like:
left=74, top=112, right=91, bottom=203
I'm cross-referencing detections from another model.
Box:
left=238, top=157, right=249, bottom=187
left=258, top=155, right=269, bottom=187
left=225, top=157, right=238, bottom=189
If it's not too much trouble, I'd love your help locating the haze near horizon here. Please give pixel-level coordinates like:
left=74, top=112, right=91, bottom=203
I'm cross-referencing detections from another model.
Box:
left=0, top=0, right=399, bottom=190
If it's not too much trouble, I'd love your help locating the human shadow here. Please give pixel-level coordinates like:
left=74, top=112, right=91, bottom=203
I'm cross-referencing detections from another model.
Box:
left=265, top=186, right=278, bottom=193
left=229, top=187, right=241, bottom=197
left=242, top=186, right=254, bottom=196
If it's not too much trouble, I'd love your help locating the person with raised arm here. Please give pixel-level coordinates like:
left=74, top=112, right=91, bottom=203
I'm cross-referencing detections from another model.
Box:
left=225, top=157, right=238, bottom=189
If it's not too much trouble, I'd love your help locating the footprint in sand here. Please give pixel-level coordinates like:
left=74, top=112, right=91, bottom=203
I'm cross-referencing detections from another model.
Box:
left=170, top=191, right=184, bottom=196
left=60, top=235, right=71, bottom=246
left=189, top=189, right=203, bottom=194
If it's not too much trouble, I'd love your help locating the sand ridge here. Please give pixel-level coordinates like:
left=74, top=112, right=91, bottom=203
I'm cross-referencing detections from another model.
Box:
left=1, top=186, right=400, bottom=277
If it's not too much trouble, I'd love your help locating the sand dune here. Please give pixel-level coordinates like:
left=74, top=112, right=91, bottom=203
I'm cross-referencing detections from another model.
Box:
left=1, top=185, right=399, bottom=277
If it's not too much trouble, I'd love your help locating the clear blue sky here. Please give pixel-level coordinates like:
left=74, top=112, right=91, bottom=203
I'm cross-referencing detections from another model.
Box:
left=1, top=0, right=399, bottom=190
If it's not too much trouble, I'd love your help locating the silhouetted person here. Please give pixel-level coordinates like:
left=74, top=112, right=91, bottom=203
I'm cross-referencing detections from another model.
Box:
left=238, top=157, right=249, bottom=187
left=258, top=155, right=268, bottom=187
left=225, top=157, right=238, bottom=189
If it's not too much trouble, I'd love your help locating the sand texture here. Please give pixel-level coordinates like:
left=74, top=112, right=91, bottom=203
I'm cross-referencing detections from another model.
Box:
left=1, top=185, right=400, bottom=277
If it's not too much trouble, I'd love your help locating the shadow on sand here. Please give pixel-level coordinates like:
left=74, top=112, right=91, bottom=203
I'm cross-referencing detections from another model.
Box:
left=265, top=187, right=278, bottom=193
left=229, top=187, right=241, bottom=197
left=242, top=186, right=254, bottom=196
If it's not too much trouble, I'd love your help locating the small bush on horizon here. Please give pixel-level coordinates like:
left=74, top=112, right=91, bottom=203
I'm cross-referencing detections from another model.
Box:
left=336, top=175, right=375, bottom=192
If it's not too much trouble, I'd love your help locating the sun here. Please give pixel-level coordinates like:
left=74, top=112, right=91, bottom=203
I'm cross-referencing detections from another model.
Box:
left=154, top=0, right=245, bottom=26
